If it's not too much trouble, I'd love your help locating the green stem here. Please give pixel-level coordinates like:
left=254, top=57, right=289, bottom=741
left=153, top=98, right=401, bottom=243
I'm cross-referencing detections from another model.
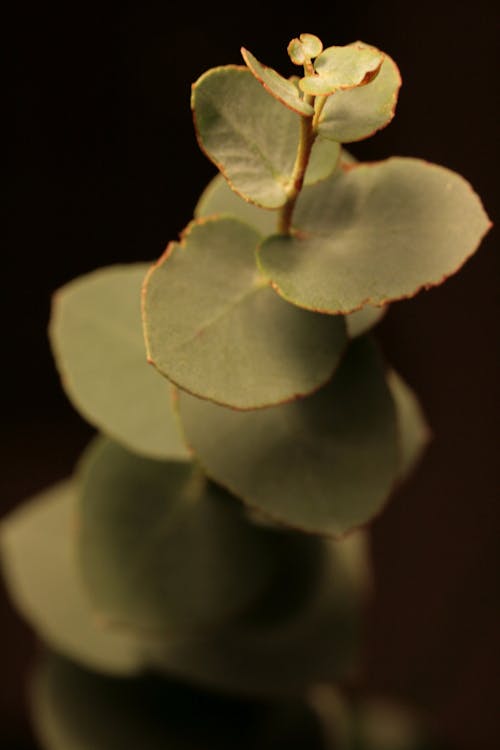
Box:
left=278, top=108, right=317, bottom=235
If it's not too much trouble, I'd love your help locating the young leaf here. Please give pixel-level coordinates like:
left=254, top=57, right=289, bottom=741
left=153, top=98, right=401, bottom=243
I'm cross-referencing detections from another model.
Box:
left=0, top=482, right=142, bottom=675
left=317, top=52, right=401, bottom=143
left=142, top=217, right=347, bottom=409
left=146, top=534, right=368, bottom=697
left=176, top=337, right=399, bottom=537
left=258, top=158, right=492, bottom=314
left=49, top=265, right=189, bottom=461
left=192, top=66, right=299, bottom=208
left=77, top=437, right=286, bottom=634
left=288, top=34, right=323, bottom=65
left=241, top=48, right=314, bottom=116
left=300, top=41, right=383, bottom=96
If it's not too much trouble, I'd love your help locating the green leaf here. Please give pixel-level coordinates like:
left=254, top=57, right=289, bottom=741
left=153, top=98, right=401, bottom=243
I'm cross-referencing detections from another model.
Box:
left=317, top=53, right=401, bottom=143
left=0, top=482, right=142, bottom=675
left=176, top=337, right=399, bottom=536
left=241, top=48, right=314, bottom=115
left=259, top=158, right=492, bottom=314
left=192, top=67, right=340, bottom=208
left=195, top=173, right=278, bottom=236
left=300, top=41, right=383, bottom=95
left=49, top=265, right=189, bottom=461
left=346, top=305, right=386, bottom=338
left=31, top=654, right=326, bottom=750
left=147, top=533, right=368, bottom=697
left=143, top=217, right=347, bottom=409
left=77, top=437, right=287, bottom=634
left=288, top=34, right=323, bottom=65
left=192, top=66, right=299, bottom=207
left=388, top=371, right=431, bottom=480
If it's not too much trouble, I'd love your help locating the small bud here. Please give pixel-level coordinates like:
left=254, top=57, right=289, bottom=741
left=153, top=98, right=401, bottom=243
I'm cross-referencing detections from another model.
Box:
left=287, top=33, right=323, bottom=66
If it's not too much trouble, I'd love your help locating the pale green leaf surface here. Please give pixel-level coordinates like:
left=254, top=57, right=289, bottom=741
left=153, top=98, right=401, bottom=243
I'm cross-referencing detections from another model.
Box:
left=195, top=174, right=278, bottom=236
left=49, top=265, right=189, bottom=461
left=300, top=42, right=383, bottom=95
left=346, top=305, right=386, bottom=338
left=259, top=158, right=491, bottom=314
left=78, top=437, right=283, bottom=634
left=318, top=53, right=401, bottom=143
left=147, top=535, right=367, bottom=696
left=143, top=218, right=347, bottom=409
left=0, top=482, right=142, bottom=675
left=177, top=338, right=399, bottom=536
left=192, top=66, right=299, bottom=207
left=305, top=135, right=341, bottom=185
left=388, top=371, right=431, bottom=480
left=241, top=48, right=314, bottom=115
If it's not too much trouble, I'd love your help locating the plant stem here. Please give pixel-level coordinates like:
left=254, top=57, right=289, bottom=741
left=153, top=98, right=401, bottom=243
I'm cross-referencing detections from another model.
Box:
left=278, top=110, right=316, bottom=235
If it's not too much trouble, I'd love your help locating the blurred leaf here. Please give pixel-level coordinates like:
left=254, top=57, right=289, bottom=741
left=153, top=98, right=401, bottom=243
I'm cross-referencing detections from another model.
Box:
left=49, top=265, right=189, bottom=460
left=388, top=371, right=431, bottom=480
left=0, top=482, right=142, bottom=675
left=143, top=217, right=346, bottom=409
left=241, top=48, right=314, bottom=115
left=258, top=158, right=491, bottom=314
left=147, top=533, right=368, bottom=697
left=176, top=338, right=399, bottom=536
left=346, top=305, right=386, bottom=338
left=318, top=53, right=401, bottom=143
left=300, top=42, right=383, bottom=95
left=31, top=653, right=326, bottom=750
left=77, top=437, right=289, bottom=633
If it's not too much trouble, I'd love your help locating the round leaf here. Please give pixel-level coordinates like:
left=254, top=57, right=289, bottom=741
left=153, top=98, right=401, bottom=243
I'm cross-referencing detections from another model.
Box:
left=258, top=158, right=492, bottom=314
left=288, top=34, right=323, bottom=65
left=300, top=41, right=383, bottom=95
left=192, top=66, right=299, bottom=207
left=77, top=437, right=286, bottom=634
left=0, top=482, right=142, bottom=675
left=147, top=534, right=368, bottom=697
left=176, top=337, right=399, bottom=536
left=143, top=217, right=347, bottom=409
left=317, top=53, right=401, bottom=143
left=241, top=48, right=314, bottom=116
left=49, top=265, right=189, bottom=460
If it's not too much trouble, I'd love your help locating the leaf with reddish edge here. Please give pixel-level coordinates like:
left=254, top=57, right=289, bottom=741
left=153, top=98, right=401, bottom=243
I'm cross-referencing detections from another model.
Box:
left=142, top=217, right=347, bottom=410
left=241, top=48, right=314, bottom=116
left=300, top=41, right=383, bottom=96
left=317, top=53, right=401, bottom=143
left=176, top=337, right=399, bottom=537
left=258, top=157, right=492, bottom=314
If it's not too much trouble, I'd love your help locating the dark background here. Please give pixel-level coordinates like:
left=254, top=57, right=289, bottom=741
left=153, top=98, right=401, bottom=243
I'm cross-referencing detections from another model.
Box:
left=3, top=1, right=499, bottom=747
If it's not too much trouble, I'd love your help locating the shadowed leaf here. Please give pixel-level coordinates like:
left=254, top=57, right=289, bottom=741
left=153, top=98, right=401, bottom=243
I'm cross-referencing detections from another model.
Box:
left=388, top=371, right=431, bottom=480
left=31, top=654, right=325, bottom=750
left=77, top=437, right=290, bottom=634
left=258, top=158, right=491, bottom=314
left=0, top=482, right=142, bottom=675
left=148, top=533, right=369, bottom=697
left=176, top=338, right=399, bottom=536
left=143, top=217, right=347, bottom=409
left=49, top=265, right=189, bottom=460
